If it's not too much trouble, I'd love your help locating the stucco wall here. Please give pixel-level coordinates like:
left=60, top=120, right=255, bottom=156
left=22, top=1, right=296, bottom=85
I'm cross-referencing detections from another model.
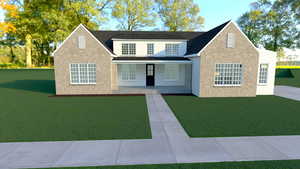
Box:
left=54, top=25, right=114, bottom=95
left=256, top=49, right=277, bottom=95
left=113, top=40, right=187, bottom=57
left=199, top=22, right=259, bottom=97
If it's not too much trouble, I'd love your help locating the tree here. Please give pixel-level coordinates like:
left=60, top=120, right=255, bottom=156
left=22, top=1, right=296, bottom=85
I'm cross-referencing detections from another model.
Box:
left=155, top=0, right=204, bottom=31
left=0, top=0, right=17, bottom=35
left=5, top=0, right=112, bottom=66
left=112, top=0, right=156, bottom=31
left=237, top=0, right=299, bottom=51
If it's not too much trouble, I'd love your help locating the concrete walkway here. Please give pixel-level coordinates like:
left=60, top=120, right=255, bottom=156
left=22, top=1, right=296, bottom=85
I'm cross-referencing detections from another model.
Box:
left=1, top=93, right=300, bottom=168
left=275, top=85, right=300, bottom=101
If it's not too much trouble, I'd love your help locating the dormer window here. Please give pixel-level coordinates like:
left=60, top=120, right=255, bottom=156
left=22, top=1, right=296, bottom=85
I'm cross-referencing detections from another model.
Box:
left=227, top=33, right=235, bottom=48
left=165, top=44, right=179, bottom=56
left=122, top=43, right=136, bottom=55
left=78, top=36, right=86, bottom=49
left=147, top=43, right=154, bottom=56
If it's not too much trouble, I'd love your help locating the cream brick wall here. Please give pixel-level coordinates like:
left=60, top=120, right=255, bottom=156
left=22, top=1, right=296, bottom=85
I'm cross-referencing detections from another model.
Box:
left=54, top=25, right=114, bottom=95
left=199, top=22, right=259, bottom=97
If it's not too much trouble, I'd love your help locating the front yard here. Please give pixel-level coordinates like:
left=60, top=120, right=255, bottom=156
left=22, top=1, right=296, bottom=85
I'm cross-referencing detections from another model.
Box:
left=164, top=95, right=300, bottom=137
left=0, top=69, right=151, bottom=142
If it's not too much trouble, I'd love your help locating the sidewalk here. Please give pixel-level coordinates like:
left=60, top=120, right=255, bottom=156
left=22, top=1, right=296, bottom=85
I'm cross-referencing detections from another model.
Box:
left=0, top=93, right=300, bottom=169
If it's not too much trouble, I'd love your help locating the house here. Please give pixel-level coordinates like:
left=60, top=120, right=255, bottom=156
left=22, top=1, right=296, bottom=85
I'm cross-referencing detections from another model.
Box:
left=53, top=21, right=276, bottom=97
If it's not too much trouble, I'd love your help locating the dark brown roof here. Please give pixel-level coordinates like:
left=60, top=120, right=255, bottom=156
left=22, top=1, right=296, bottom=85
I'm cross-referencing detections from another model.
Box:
left=89, top=21, right=231, bottom=55
left=112, top=57, right=190, bottom=61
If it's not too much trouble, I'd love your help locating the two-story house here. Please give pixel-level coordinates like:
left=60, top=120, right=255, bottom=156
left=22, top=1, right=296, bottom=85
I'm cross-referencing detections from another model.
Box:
left=53, top=21, right=276, bottom=97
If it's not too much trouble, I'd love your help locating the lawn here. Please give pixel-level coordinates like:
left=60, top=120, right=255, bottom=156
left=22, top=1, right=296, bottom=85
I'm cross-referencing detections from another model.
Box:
left=164, top=95, right=300, bottom=137
left=34, top=160, right=300, bottom=169
left=276, top=69, right=300, bottom=88
left=0, top=69, right=151, bottom=142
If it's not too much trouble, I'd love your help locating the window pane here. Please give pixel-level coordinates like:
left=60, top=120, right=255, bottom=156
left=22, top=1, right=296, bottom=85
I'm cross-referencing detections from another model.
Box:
left=259, top=64, right=268, bottom=84
left=164, top=64, right=179, bottom=80
left=121, top=64, right=136, bottom=81
left=165, top=44, right=179, bottom=56
left=147, top=43, right=154, bottom=55
left=122, top=43, right=136, bottom=55
left=214, top=63, right=243, bottom=86
left=70, top=63, right=96, bottom=84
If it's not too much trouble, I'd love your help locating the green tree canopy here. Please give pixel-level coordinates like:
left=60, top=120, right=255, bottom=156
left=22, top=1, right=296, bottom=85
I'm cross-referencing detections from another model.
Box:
left=112, top=0, right=156, bottom=31
left=155, top=0, right=204, bottom=31
left=238, top=0, right=299, bottom=51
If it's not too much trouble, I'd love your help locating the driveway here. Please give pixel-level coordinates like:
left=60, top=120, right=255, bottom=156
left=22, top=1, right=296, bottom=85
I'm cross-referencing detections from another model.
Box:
left=1, top=93, right=300, bottom=168
left=275, top=85, right=300, bottom=101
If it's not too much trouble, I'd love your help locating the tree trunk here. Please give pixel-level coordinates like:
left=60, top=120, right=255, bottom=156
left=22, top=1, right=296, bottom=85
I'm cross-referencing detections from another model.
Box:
left=25, top=34, right=32, bottom=67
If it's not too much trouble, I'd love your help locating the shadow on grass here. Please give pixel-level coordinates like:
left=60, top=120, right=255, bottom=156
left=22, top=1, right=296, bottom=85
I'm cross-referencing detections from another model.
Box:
left=0, top=80, right=55, bottom=94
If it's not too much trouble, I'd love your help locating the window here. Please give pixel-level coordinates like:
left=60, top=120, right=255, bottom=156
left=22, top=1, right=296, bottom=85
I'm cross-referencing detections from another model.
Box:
left=164, top=64, right=179, bottom=81
left=122, top=43, right=136, bottom=55
left=78, top=36, right=86, bottom=49
left=214, top=63, right=243, bottom=86
left=259, top=64, right=268, bottom=84
left=147, top=43, right=154, bottom=55
left=165, top=44, right=179, bottom=56
left=70, top=63, right=96, bottom=84
left=121, top=64, right=136, bottom=81
left=227, top=33, right=235, bottom=48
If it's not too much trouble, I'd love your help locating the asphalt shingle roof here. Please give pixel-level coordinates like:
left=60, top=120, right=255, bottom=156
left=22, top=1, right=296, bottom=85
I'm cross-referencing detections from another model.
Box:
left=112, top=57, right=190, bottom=61
left=89, top=21, right=230, bottom=55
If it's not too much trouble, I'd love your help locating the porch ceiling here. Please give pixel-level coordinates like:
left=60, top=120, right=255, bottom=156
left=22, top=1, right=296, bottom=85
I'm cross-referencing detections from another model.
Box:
left=112, top=57, right=192, bottom=64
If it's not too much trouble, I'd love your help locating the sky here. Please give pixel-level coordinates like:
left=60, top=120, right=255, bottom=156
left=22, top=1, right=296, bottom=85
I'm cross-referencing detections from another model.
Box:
left=0, top=0, right=255, bottom=31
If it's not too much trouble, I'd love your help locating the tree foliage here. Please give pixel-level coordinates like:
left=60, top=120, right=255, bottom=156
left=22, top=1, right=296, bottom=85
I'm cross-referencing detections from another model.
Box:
left=156, top=0, right=204, bottom=31
left=112, top=0, right=156, bottom=31
left=0, top=0, right=18, bottom=35
left=4, top=0, right=112, bottom=66
left=238, top=0, right=299, bottom=51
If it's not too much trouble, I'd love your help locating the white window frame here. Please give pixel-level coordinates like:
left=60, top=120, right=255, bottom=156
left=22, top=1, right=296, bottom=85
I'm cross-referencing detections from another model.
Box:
left=120, top=64, right=136, bottom=81
left=258, top=63, right=269, bottom=85
left=78, top=36, right=86, bottom=49
left=214, top=63, right=243, bottom=86
left=122, top=43, right=136, bottom=56
left=147, top=43, right=154, bottom=56
left=163, top=64, right=179, bottom=81
left=69, top=63, right=96, bottom=85
left=165, top=44, right=179, bottom=56
left=227, top=33, right=235, bottom=48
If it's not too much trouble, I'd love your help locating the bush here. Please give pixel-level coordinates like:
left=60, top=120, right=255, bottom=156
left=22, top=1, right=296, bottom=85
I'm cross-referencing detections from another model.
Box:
left=275, top=69, right=294, bottom=78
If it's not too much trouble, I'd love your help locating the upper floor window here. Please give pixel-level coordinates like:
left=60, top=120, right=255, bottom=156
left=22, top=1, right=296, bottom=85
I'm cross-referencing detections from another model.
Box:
left=227, top=33, right=235, bottom=48
left=147, top=43, right=154, bottom=56
left=259, top=64, right=268, bottom=84
left=70, top=63, right=96, bottom=84
left=165, top=44, right=179, bottom=56
left=78, top=36, right=86, bottom=49
left=214, top=63, right=243, bottom=86
left=122, top=43, right=136, bottom=55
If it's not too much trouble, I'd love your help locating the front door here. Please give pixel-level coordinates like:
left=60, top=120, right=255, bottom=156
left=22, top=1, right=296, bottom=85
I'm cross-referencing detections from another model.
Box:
left=146, top=64, right=155, bottom=86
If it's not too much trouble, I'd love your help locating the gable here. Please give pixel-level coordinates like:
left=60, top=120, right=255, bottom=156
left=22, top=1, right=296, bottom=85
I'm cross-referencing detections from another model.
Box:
left=199, top=22, right=258, bottom=56
left=53, top=24, right=113, bottom=57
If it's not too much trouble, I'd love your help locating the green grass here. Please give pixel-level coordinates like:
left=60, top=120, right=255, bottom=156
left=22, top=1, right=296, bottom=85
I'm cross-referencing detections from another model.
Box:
left=33, top=160, right=300, bottom=169
left=0, top=69, right=151, bottom=142
left=276, top=69, right=300, bottom=88
left=164, top=95, right=300, bottom=137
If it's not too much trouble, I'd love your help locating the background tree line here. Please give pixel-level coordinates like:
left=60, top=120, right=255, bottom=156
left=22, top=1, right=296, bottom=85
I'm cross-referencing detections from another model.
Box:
left=0, top=0, right=299, bottom=67
left=238, top=0, right=299, bottom=52
left=0, top=0, right=204, bottom=67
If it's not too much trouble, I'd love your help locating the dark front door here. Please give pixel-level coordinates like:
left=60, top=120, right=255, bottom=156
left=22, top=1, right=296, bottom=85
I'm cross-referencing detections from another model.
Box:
left=146, top=64, right=155, bottom=86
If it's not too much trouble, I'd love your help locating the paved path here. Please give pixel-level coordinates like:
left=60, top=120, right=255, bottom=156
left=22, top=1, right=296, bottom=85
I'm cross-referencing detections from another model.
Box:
left=1, top=93, right=300, bottom=168
left=275, top=85, right=300, bottom=101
